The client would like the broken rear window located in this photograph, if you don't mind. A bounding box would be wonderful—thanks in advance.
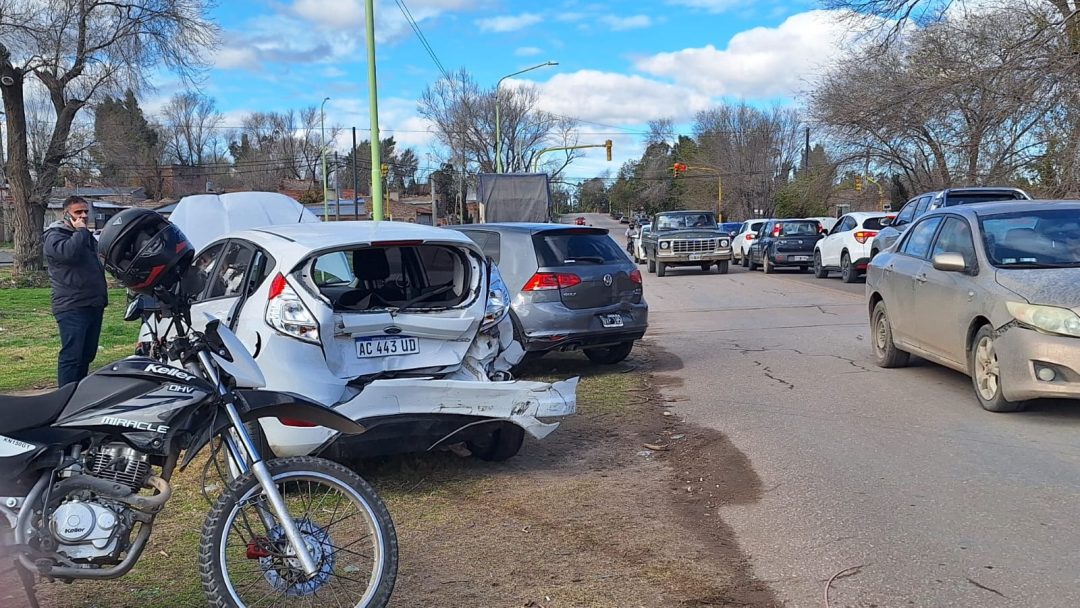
[310,245,474,311]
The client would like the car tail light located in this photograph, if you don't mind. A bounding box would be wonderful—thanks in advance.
[265,273,321,344]
[279,417,318,428]
[629,269,642,284]
[771,224,782,237]
[745,233,755,240]
[854,230,878,244]
[522,272,582,291]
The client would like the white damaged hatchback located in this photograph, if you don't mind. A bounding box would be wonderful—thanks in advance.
[160,195,577,461]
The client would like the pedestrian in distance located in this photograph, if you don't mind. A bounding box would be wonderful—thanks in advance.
[44,196,109,386]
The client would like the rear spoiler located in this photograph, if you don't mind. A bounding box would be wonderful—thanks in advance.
[535,227,609,236]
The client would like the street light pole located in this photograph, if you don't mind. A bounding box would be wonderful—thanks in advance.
[495,61,557,174]
[365,0,385,221]
[320,96,330,220]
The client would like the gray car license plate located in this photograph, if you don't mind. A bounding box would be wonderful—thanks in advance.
[600,314,624,328]
[355,336,420,358]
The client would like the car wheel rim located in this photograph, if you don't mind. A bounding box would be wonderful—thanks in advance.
[875,313,889,353]
[974,336,1000,401]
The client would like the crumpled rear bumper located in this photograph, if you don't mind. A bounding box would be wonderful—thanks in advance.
[261,376,579,457]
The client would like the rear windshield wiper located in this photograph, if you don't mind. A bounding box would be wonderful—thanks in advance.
[391,282,455,311]
[565,256,606,264]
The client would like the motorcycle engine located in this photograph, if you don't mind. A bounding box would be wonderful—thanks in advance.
[47,444,147,563]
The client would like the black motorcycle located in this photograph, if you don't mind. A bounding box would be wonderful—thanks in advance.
[1,302,398,606]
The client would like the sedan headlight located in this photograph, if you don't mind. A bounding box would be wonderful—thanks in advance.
[1006,302,1080,337]
[482,262,511,331]
[659,241,671,250]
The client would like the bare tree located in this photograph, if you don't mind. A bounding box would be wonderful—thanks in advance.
[0,0,218,273]
[811,8,1058,193]
[418,68,581,177]
[690,104,802,220]
[161,91,222,166]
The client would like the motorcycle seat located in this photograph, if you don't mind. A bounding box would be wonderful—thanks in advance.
[0,383,79,435]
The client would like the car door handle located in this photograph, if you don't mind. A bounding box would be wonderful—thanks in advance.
[914,273,927,284]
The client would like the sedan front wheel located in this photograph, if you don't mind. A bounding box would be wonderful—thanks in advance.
[970,325,1026,412]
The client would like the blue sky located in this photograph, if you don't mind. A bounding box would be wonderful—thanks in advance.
[163,0,859,181]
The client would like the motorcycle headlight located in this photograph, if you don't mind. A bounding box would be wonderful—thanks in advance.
[482,262,511,331]
[1006,302,1080,337]
[659,241,671,250]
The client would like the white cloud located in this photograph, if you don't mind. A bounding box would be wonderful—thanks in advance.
[635,10,864,98]
[323,66,347,78]
[530,70,713,125]
[214,47,260,70]
[290,0,364,29]
[601,15,652,31]
[665,0,746,13]
[475,13,542,32]
[515,46,542,57]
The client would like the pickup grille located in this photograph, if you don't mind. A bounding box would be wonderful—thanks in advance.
[672,239,718,254]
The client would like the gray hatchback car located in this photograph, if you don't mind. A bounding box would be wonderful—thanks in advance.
[455,223,648,364]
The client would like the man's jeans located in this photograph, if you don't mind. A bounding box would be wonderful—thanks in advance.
[56,307,105,386]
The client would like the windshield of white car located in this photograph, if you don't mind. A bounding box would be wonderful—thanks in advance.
[981,209,1080,268]
[777,221,819,236]
[656,214,717,230]
[311,245,473,311]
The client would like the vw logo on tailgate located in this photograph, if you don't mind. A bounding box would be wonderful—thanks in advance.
[603,274,613,287]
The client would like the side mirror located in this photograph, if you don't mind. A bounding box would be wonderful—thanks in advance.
[932,252,967,273]
[880,217,893,227]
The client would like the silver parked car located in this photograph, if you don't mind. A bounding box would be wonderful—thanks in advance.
[867,201,1080,412]
[456,223,648,365]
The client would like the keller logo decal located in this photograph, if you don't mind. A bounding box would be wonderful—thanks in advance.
[144,363,195,382]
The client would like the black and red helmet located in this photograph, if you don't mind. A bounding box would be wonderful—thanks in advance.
[97,208,194,295]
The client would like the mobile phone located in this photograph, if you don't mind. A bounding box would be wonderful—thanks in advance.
[64,212,74,223]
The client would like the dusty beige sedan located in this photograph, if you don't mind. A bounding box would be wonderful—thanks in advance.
[866,201,1080,412]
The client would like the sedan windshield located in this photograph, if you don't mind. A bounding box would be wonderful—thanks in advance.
[656,213,717,230]
[981,208,1080,267]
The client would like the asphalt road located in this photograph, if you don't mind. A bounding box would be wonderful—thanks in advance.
[585,213,1080,607]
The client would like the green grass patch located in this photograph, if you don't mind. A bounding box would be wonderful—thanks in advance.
[0,287,138,391]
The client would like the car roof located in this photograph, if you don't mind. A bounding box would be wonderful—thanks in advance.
[657,210,713,215]
[457,222,609,235]
[229,220,477,250]
[842,211,889,219]
[929,200,1080,218]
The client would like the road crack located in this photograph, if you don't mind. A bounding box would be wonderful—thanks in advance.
[965,576,1009,600]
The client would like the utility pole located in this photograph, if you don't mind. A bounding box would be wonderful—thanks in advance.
[365,0,384,221]
[803,126,810,172]
[352,127,359,220]
[333,151,340,221]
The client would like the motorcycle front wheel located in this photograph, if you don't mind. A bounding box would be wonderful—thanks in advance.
[199,456,398,607]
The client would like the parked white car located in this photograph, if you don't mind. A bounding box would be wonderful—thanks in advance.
[151,193,578,462]
[632,224,651,263]
[805,216,839,233]
[813,211,892,283]
[733,219,772,267]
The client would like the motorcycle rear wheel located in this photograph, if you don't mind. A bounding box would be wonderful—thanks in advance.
[200,456,397,607]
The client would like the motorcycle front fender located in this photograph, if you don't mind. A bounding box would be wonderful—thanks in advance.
[179,390,366,469]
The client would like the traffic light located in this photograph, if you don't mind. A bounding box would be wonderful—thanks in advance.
[381,163,389,178]
[605,139,613,162]
[853,175,863,192]
[672,162,688,177]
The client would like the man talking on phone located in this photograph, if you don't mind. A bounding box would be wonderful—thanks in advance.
[44,195,108,386]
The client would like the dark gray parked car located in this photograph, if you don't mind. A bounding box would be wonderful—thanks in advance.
[870,187,1030,258]
[455,224,648,365]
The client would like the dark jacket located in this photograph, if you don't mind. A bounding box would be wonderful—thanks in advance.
[43,221,108,314]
